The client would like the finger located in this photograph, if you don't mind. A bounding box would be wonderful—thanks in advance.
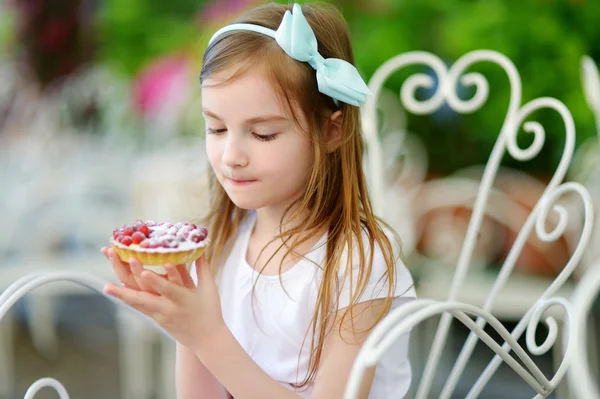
[165,264,195,289]
[104,282,125,298]
[141,270,183,301]
[101,247,110,260]
[175,264,196,288]
[165,264,184,287]
[108,249,140,289]
[129,258,159,294]
[104,282,162,314]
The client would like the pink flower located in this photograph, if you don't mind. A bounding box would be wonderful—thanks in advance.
[132,53,194,117]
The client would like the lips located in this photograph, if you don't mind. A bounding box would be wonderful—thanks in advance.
[226,177,257,185]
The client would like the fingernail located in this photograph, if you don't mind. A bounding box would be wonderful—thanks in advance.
[103,285,114,295]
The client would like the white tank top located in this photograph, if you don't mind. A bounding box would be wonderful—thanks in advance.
[195,211,416,398]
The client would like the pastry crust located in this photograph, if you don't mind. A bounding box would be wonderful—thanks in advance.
[110,240,207,266]
[110,220,208,266]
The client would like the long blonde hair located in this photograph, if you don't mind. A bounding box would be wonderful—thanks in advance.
[200,2,402,388]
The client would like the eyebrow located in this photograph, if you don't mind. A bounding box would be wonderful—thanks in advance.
[202,108,289,124]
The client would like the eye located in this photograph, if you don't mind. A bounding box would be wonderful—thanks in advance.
[252,133,278,142]
[206,128,226,135]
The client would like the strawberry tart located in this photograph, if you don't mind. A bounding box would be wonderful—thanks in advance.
[110,220,208,268]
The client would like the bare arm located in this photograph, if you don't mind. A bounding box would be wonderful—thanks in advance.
[308,299,388,398]
[192,300,385,399]
[176,341,230,399]
[102,248,232,398]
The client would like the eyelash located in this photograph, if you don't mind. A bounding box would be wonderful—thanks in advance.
[206,128,278,142]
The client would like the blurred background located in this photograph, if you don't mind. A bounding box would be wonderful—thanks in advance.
[1,0,600,398]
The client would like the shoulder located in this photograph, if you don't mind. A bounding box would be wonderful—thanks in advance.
[335,222,416,309]
[340,222,405,276]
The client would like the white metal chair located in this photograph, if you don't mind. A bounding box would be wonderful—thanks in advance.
[568,259,600,399]
[347,49,596,398]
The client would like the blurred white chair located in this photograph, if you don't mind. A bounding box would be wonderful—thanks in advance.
[352,49,596,398]
[566,55,600,275]
[0,133,160,399]
[0,143,210,399]
[0,60,178,399]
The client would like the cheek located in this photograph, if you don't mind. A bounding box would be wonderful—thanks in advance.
[205,137,222,171]
[270,139,313,179]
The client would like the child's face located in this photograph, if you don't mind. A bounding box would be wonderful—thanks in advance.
[202,68,314,211]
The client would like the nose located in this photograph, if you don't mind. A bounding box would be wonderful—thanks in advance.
[221,135,249,168]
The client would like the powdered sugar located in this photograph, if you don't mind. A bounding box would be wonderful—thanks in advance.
[111,220,209,252]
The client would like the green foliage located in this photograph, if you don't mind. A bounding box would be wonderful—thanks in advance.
[340,0,600,176]
[96,0,208,74]
[0,7,15,54]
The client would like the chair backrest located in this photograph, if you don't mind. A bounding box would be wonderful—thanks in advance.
[569,259,600,399]
[568,56,600,274]
[347,49,596,398]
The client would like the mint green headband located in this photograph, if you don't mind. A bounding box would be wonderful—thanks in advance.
[208,3,371,107]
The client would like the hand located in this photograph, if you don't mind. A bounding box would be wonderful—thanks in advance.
[103,255,225,350]
[101,246,174,293]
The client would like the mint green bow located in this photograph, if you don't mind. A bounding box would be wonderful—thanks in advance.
[208,4,371,107]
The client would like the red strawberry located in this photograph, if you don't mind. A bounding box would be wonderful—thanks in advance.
[189,231,205,243]
[131,232,145,244]
[137,225,151,237]
[121,236,133,246]
[122,228,134,237]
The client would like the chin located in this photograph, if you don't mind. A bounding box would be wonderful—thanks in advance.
[231,202,259,210]
[226,195,264,210]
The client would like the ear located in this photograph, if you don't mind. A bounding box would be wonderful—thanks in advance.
[324,110,343,152]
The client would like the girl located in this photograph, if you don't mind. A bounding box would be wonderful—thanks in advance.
[102,2,416,398]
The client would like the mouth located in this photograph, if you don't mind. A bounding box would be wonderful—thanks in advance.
[226,177,257,186]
